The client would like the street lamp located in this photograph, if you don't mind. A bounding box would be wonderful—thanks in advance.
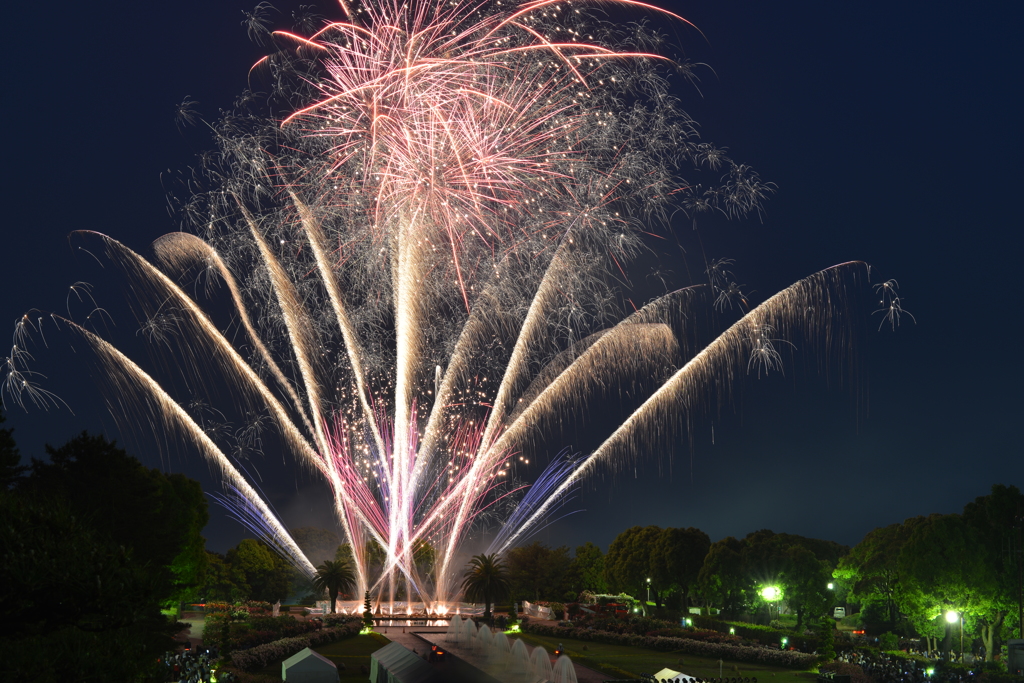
[760,585,782,622]
[647,577,651,605]
[827,583,834,590]
[945,610,962,661]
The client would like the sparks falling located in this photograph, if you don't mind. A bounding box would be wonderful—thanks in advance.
[3,0,899,610]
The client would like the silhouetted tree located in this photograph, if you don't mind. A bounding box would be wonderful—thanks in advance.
[462,553,511,619]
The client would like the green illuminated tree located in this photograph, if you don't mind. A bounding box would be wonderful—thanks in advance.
[571,541,608,594]
[961,484,1023,659]
[227,538,292,603]
[897,514,996,656]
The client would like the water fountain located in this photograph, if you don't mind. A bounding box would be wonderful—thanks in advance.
[510,638,531,676]
[493,631,512,665]
[445,614,463,643]
[552,654,578,683]
[530,646,553,682]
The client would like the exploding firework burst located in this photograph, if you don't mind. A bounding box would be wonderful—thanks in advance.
[2,0,898,610]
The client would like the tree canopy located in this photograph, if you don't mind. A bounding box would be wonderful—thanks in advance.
[0,430,208,680]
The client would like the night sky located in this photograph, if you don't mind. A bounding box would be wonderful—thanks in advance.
[3,0,1021,557]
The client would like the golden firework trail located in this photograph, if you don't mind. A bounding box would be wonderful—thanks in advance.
[3,0,903,609]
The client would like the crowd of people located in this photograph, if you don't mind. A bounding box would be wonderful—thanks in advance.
[836,650,975,683]
[156,642,222,683]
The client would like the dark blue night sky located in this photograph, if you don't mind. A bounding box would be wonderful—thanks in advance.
[3,0,1021,555]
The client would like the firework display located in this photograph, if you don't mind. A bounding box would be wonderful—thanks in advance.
[3,0,897,610]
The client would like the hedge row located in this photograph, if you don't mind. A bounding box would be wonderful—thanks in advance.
[230,619,362,671]
[691,616,823,652]
[522,622,817,668]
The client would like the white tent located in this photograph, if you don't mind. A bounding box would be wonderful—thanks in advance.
[282,647,338,682]
[654,668,698,682]
[370,642,437,683]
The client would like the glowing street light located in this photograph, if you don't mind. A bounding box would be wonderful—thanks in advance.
[760,585,782,623]
[827,582,834,590]
[946,610,963,660]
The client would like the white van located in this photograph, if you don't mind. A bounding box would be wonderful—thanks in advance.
[834,607,846,619]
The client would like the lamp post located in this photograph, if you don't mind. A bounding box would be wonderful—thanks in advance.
[760,585,782,623]
[647,577,651,605]
[945,610,962,661]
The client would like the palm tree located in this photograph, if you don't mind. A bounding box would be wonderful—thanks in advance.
[461,553,511,620]
[311,559,355,614]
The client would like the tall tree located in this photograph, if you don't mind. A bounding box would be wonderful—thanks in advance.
[0,430,204,679]
[781,545,832,631]
[651,527,711,611]
[506,541,571,601]
[462,553,511,619]
[961,484,1024,657]
[20,432,209,597]
[312,559,356,613]
[227,539,292,603]
[571,542,608,594]
[200,551,247,602]
[697,536,751,618]
[834,522,910,624]
[897,514,998,656]
[606,525,663,610]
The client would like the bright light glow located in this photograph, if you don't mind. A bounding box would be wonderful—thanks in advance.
[827,582,834,590]
[945,610,959,623]
[760,585,782,602]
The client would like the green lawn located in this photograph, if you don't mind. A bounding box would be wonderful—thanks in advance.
[250,633,391,680]
[510,632,819,683]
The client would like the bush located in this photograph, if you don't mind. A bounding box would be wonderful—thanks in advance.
[229,618,361,671]
[551,602,566,620]
[818,661,872,683]
[521,622,817,668]
[878,632,898,651]
[690,615,822,652]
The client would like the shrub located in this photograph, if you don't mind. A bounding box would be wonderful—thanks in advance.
[818,661,872,683]
[818,618,836,661]
[521,622,817,668]
[878,632,898,651]
[230,618,361,671]
[551,602,566,620]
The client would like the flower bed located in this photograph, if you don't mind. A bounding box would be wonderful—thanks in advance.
[230,618,362,671]
[522,622,818,668]
[691,615,824,652]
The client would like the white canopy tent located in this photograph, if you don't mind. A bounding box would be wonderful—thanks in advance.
[370,641,437,683]
[654,668,698,682]
[282,647,337,682]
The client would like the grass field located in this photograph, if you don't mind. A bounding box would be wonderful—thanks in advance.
[510,632,819,683]
[250,632,391,680]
